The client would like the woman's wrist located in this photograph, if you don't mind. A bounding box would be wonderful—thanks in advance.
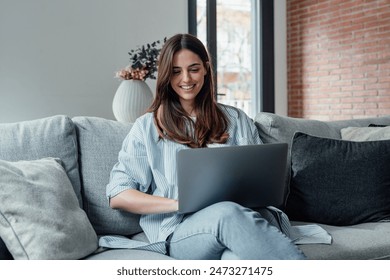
[171,199,179,212]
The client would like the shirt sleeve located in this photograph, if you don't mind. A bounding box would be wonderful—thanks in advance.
[235,110,263,145]
[106,121,153,200]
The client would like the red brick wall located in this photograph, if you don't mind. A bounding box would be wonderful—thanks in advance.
[287,0,390,120]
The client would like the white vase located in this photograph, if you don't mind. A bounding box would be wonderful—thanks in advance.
[112,80,154,122]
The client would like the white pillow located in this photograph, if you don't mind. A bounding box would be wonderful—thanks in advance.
[341,126,390,141]
[0,158,98,259]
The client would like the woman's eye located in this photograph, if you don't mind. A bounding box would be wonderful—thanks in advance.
[190,68,199,72]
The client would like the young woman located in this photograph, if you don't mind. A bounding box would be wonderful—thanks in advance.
[100,33,305,260]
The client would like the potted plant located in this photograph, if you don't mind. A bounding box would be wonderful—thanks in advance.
[113,38,166,122]
[115,38,166,81]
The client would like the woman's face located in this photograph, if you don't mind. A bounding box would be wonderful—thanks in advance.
[170,49,208,114]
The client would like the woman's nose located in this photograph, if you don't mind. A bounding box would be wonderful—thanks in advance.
[182,70,191,82]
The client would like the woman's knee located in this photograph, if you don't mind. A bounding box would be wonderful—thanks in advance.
[207,201,244,214]
[178,201,263,237]
[177,202,248,235]
[169,232,225,260]
[202,201,253,223]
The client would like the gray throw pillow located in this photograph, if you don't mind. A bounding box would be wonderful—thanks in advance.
[341,126,390,141]
[286,132,390,226]
[0,115,82,205]
[0,158,98,259]
[0,115,83,258]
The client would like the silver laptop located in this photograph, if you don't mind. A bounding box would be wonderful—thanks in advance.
[177,143,288,214]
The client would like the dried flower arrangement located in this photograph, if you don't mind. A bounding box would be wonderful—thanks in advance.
[115,37,167,81]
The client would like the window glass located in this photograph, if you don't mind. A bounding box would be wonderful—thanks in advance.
[196,0,253,117]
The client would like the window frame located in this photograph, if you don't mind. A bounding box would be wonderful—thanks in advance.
[188,0,275,113]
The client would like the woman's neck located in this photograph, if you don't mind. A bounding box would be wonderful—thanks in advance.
[181,102,196,117]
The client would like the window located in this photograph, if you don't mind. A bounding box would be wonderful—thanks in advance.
[188,0,275,116]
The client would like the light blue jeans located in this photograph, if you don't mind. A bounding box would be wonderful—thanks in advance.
[168,201,306,260]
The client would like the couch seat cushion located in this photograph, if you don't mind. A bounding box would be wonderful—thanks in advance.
[84,248,173,260]
[293,221,390,260]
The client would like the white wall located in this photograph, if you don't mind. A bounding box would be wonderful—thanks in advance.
[0,0,187,123]
[0,0,288,122]
[274,0,288,116]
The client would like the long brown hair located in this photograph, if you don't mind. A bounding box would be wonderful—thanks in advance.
[148,33,229,148]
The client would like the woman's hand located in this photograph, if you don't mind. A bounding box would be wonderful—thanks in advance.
[109,189,178,214]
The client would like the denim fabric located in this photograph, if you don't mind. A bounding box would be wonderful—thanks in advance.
[168,202,306,260]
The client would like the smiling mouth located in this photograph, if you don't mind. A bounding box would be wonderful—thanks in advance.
[180,84,195,91]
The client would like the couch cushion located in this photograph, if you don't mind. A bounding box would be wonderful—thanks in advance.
[72,116,142,236]
[84,248,173,260]
[293,221,390,260]
[0,115,82,259]
[0,115,82,204]
[0,157,97,259]
[341,126,390,141]
[286,132,390,226]
[254,113,390,207]
[254,112,390,145]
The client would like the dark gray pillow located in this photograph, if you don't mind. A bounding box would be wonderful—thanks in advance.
[286,132,390,226]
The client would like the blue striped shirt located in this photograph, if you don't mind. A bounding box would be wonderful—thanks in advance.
[100,104,264,253]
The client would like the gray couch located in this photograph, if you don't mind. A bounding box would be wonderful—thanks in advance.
[1,112,390,260]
